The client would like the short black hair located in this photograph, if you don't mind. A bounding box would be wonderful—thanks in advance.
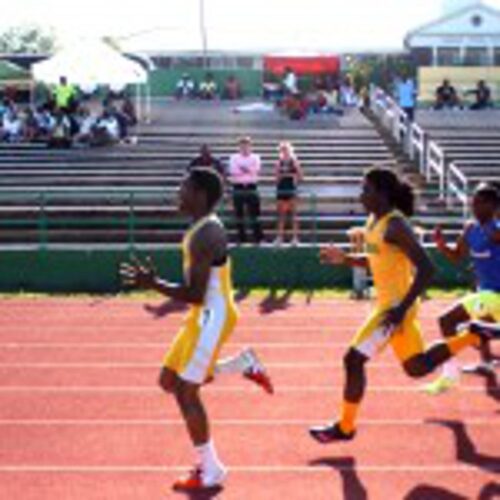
[474,182,500,207]
[188,168,223,210]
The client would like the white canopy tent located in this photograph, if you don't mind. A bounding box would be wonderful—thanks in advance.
[31,39,151,122]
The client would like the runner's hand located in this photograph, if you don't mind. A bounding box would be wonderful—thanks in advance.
[120,255,157,289]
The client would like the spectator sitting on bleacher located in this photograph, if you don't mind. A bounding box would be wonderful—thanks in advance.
[91,108,120,147]
[74,107,96,144]
[47,109,72,149]
[23,107,40,142]
[34,105,56,140]
[175,73,196,100]
[282,92,309,120]
[121,94,138,127]
[199,73,218,100]
[466,80,492,110]
[222,75,242,100]
[1,105,23,143]
[434,79,460,110]
[189,144,225,177]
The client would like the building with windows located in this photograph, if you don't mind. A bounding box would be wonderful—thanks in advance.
[405,1,500,101]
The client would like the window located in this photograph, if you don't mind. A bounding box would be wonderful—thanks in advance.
[437,47,460,66]
[494,48,500,66]
[464,47,489,66]
[411,47,433,67]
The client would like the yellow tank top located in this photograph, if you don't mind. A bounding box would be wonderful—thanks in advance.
[365,210,414,307]
[182,214,235,309]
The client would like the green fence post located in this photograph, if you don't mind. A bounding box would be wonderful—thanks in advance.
[38,192,48,252]
[128,192,135,253]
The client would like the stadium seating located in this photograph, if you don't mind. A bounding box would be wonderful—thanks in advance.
[0,101,473,247]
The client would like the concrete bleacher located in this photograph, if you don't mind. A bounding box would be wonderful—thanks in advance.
[0,100,466,247]
[416,109,500,185]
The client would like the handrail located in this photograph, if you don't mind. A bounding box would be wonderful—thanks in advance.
[447,161,469,218]
[370,85,471,218]
[409,122,426,175]
[426,140,446,199]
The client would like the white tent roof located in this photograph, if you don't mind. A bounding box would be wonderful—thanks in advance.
[32,39,148,87]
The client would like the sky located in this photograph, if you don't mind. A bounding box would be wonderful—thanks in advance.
[2,0,500,52]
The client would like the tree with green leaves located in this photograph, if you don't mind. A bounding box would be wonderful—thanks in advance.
[0,25,56,54]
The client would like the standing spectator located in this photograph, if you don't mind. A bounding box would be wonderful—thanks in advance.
[340,76,357,107]
[282,67,298,95]
[189,144,225,177]
[228,136,264,244]
[53,76,77,112]
[274,142,303,245]
[175,73,196,99]
[467,80,492,110]
[395,74,417,121]
[199,73,218,100]
[434,79,460,110]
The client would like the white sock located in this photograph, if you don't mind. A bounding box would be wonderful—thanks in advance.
[442,359,460,381]
[214,351,249,375]
[196,440,222,472]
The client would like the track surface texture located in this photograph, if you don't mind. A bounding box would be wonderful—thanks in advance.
[0,295,498,500]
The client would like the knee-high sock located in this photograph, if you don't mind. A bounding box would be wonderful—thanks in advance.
[339,400,360,434]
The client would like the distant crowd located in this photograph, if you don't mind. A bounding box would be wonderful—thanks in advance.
[175,73,242,100]
[0,76,138,148]
[394,75,495,121]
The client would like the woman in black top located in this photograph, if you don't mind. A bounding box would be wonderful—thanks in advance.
[275,142,303,245]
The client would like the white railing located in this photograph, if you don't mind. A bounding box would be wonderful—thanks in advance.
[447,161,470,218]
[370,85,470,217]
[409,122,426,175]
[426,141,446,199]
[370,85,410,152]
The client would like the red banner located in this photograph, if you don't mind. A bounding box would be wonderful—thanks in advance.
[264,55,340,75]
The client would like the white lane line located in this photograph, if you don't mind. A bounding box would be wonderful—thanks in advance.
[0,342,345,349]
[0,418,495,427]
[0,362,394,369]
[0,465,496,473]
[0,386,493,393]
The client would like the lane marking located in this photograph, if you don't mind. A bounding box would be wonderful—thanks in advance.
[0,386,494,393]
[0,362,394,369]
[0,418,495,427]
[0,465,497,474]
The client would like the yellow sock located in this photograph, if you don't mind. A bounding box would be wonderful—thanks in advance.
[446,332,479,356]
[339,400,359,434]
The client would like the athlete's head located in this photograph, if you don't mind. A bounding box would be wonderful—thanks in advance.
[471,182,499,223]
[361,167,415,217]
[278,141,295,161]
[179,168,223,215]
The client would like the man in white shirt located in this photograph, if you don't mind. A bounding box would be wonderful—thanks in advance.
[283,67,298,95]
[228,136,265,244]
[396,74,417,121]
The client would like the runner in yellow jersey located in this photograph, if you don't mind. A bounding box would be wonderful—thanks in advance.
[120,168,273,492]
[309,167,496,443]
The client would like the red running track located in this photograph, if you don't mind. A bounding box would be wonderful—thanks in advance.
[0,296,498,500]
